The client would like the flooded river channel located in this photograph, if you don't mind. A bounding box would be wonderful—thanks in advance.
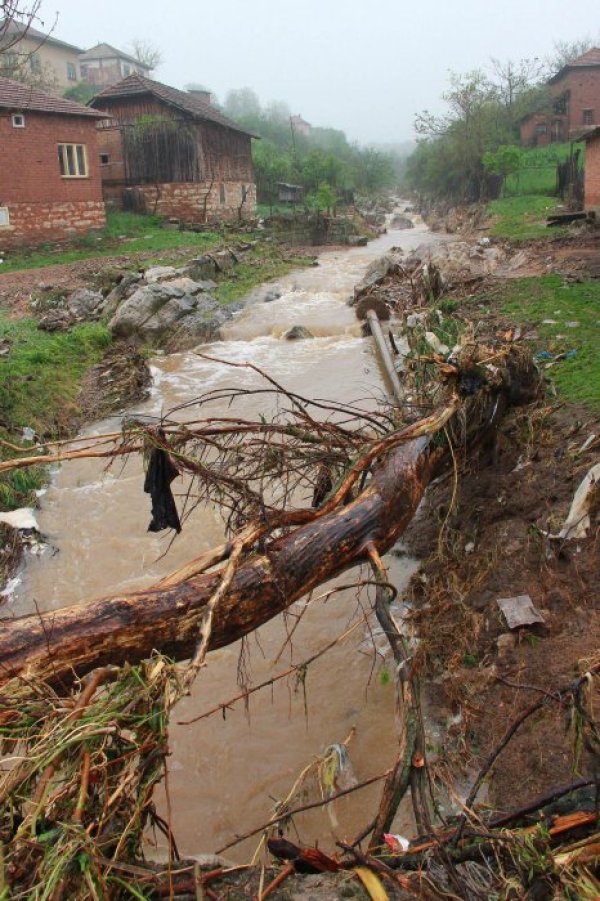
[9,219,444,860]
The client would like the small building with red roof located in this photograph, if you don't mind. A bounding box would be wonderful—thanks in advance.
[520,48,600,147]
[0,76,107,248]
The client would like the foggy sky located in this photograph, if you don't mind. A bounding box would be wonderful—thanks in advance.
[39,0,600,145]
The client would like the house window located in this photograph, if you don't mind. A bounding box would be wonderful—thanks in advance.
[58,143,88,178]
[29,53,41,73]
[0,207,9,228]
[66,61,77,81]
[123,63,131,76]
[99,152,110,165]
[219,183,225,204]
[583,109,594,125]
[80,63,88,78]
[11,114,25,128]
[535,123,547,135]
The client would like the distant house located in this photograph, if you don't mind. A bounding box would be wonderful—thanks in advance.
[0,76,107,247]
[89,74,257,222]
[277,182,304,203]
[521,48,600,147]
[290,114,311,137]
[0,21,83,91]
[582,126,600,213]
[78,44,152,88]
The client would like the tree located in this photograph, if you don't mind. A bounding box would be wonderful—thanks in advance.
[482,144,522,195]
[547,36,597,73]
[224,87,261,121]
[63,81,96,104]
[129,38,162,71]
[0,0,59,90]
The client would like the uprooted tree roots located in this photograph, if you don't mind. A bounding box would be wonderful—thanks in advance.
[1,339,598,897]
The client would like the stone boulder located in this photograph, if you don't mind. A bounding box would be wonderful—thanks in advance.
[109,280,233,350]
[404,240,506,282]
[283,325,314,340]
[390,214,414,229]
[66,288,105,319]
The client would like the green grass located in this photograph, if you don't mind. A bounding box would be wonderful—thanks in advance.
[0,212,224,274]
[480,275,600,408]
[0,316,111,508]
[504,142,579,197]
[487,195,564,240]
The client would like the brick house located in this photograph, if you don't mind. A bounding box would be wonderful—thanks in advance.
[0,21,83,91]
[89,74,257,222]
[0,77,107,248]
[582,127,600,212]
[78,44,152,89]
[520,48,600,147]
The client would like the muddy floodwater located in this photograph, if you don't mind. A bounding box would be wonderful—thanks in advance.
[9,218,445,860]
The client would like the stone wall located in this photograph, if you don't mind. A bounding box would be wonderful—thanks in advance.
[0,201,106,249]
[110,180,256,222]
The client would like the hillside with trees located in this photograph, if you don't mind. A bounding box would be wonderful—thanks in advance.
[221,87,402,208]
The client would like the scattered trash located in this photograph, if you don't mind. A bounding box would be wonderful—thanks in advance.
[542,319,558,325]
[578,433,596,453]
[497,595,546,630]
[383,833,410,852]
[22,426,35,442]
[565,321,580,328]
[464,541,475,554]
[549,462,600,540]
[424,331,450,355]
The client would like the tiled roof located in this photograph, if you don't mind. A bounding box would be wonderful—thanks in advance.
[90,74,258,137]
[0,20,83,53]
[550,48,600,82]
[78,43,150,68]
[0,76,107,117]
[581,125,600,141]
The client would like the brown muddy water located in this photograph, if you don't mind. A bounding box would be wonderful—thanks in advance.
[6,218,446,861]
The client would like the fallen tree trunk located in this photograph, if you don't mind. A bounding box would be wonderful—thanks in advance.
[0,347,536,689]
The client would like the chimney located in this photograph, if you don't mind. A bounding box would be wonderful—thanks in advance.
[188,89,212,105]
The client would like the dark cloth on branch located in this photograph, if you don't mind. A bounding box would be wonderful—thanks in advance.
[144,444,182,533]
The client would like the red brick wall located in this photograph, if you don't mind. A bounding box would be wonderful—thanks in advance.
[0,111,106,246]
[584,135,600,211]
[555,69,600,135]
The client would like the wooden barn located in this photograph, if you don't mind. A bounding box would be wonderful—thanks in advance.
[89,74,257,222]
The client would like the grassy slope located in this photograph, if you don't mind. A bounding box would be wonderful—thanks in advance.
[0,318,112,507]
[478,275,600,409]
[486,143,580,240]
[0,212,224,274]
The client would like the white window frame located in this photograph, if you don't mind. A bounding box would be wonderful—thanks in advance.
[0,207,10,228]
[11,113,25,128]
[66,61,77,81]
[58,143,89,178]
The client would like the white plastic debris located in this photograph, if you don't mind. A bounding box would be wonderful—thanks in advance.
[497,595,546,630]
[0,508,39,530]
[552,463,600,540]
[22,426,35,442]
[425,331,450,355]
